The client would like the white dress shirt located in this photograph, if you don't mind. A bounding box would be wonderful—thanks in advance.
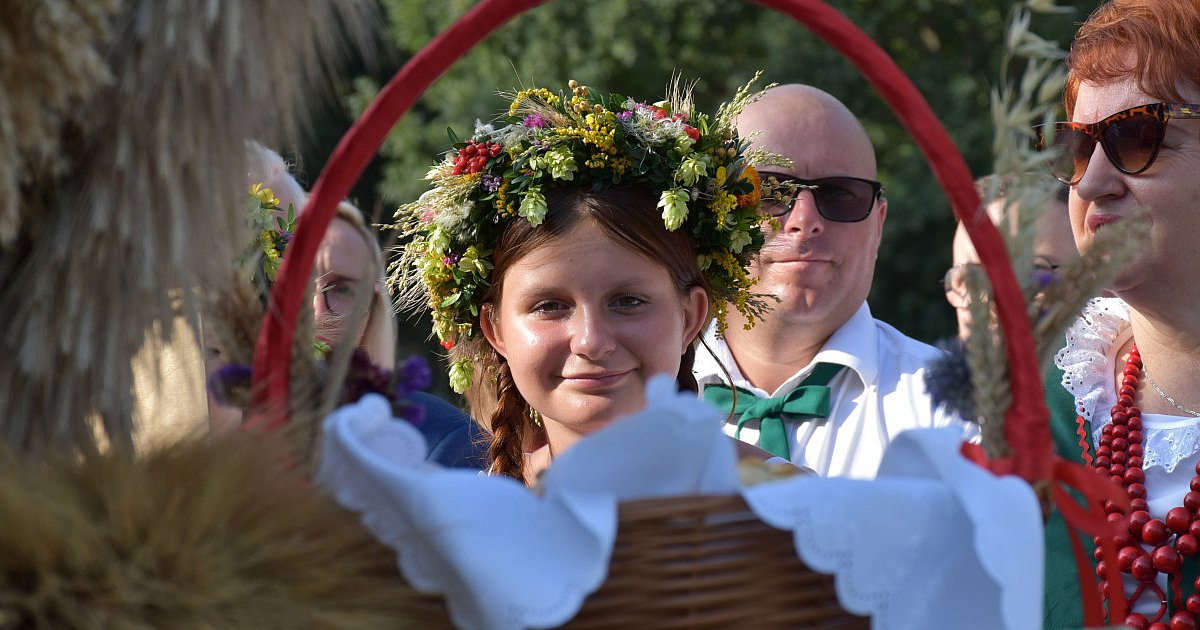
[695,302,971,479]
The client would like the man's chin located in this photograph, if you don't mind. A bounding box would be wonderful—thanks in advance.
[770,298,833,324]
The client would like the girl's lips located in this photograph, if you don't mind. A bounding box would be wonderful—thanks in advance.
[562,370,631,390]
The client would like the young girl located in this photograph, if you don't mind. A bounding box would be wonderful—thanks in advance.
[394,79,772,483]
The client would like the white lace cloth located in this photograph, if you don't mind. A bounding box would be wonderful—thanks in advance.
[1056,296,1200,473]
[317,377,1042,630]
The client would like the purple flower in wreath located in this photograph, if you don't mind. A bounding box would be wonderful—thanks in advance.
[482,174,502,193]
[443,252,462,267]
[523,113,547,128]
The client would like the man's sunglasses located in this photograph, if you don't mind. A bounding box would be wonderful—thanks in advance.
[1034,102,1200,185]
[758,172,883,223]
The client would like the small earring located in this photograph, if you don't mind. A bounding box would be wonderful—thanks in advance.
[528,408,543,428]
[487,362,500,385]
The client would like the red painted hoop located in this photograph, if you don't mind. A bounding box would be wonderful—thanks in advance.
[749,0,1050,484]
[253,0,1051,463]
[252,0,1044,477]
[248,1,1129,620]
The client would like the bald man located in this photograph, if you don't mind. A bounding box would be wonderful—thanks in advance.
[695,84,971,479]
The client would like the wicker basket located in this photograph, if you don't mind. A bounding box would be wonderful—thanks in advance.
[399,494,860,629]
[567,495,867,629]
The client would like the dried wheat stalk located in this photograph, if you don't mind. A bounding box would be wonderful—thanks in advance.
[0,0,376,456]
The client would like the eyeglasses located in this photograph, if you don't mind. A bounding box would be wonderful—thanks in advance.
[941,258,1061,309]
[758,172,883,223]
[1034,102,1200,185]
[315,278,360,315]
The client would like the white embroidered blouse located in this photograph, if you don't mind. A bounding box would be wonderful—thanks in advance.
[1056,296,1200,518]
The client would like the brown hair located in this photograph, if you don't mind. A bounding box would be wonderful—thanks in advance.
[455,185,709,481]
[1064,0,1200,117]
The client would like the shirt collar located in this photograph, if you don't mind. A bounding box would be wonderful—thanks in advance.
[812,301,879,386]
[696,301,879,395]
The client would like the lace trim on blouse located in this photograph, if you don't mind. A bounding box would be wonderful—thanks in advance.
[1055,297,1200,472]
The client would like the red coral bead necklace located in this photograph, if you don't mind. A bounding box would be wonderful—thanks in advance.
[1093,343,1200,630]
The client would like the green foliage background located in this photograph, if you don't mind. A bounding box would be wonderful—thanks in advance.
[296,0,1100,385]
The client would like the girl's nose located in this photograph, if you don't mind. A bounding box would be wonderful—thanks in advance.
[570,307,616,359]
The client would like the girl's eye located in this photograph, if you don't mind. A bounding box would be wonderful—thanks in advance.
[530,300,565,314]
[316,278,357,298]
[612,295,647,309]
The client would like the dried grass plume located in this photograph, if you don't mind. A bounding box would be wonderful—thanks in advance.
[0,435,446,628]
[0,0,376,455]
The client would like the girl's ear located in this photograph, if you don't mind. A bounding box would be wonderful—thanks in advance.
[479,303,507,358]
[680,286,709,353]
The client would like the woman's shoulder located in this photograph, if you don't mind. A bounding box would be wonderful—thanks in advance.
[408,391,488,470]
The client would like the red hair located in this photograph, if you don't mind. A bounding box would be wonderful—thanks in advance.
[1065,0,1200,117]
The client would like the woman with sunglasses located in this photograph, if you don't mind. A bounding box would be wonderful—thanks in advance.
[1040,1,1200,628]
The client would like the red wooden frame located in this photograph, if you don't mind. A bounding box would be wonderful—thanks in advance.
[248,2,1121,620]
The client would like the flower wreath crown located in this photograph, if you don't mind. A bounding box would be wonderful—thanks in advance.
[390,75,778,392]
[245,183,296,285]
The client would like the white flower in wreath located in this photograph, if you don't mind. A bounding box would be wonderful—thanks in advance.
[623,107,681,146]
[490,123,534,147]
[434,200,473,232]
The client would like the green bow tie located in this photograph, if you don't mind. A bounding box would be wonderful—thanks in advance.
[703,363,842,460]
